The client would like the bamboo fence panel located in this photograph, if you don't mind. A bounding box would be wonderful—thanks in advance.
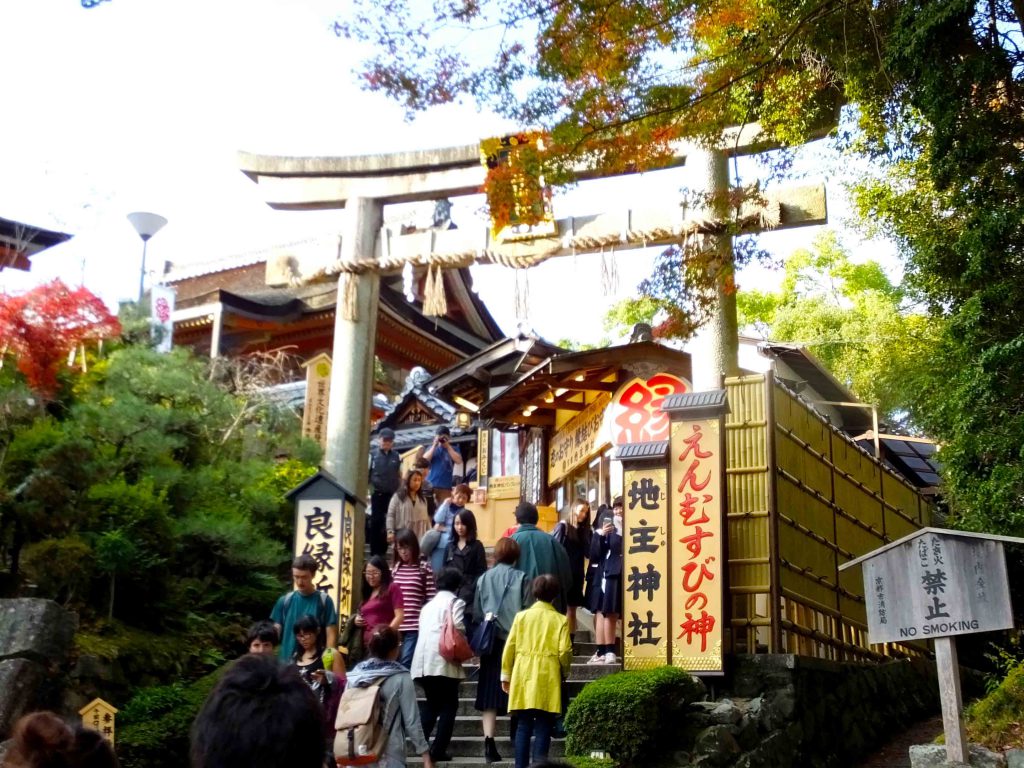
[724,375,934,660]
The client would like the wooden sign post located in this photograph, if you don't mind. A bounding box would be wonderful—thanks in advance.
[79,698,118,746]
[840,528,1023,763]
[285,470,365,622]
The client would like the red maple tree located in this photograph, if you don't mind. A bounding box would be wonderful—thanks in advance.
[0,279,121,397]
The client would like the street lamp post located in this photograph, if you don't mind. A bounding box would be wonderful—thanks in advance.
[126,212,168,302]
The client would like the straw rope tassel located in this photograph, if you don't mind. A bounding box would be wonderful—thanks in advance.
[423,264,448,317]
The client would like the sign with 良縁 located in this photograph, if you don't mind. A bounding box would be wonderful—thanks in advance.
[862,532,1013,645]
[293,497,345,615]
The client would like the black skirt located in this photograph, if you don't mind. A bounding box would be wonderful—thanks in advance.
[586,574,622,616]
[474,636,509,714]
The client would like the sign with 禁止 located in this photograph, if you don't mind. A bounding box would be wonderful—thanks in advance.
[844,528,1015,645]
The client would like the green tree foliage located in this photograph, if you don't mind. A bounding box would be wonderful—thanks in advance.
[735,231,938,424]
[342,0,1024,533]
[0,339,319,679]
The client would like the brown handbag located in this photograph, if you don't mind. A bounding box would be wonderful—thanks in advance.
[438,600,474,663]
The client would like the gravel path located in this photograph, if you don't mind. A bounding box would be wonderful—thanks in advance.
[854,715,944,768]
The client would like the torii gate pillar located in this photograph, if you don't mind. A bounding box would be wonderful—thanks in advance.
[324,197,383,500]
[690,146,740,391]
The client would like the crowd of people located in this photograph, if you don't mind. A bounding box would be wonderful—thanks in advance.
[3,425,623,768]
[249,471,624,768]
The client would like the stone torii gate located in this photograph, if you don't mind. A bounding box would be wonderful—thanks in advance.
[239,125,828,572]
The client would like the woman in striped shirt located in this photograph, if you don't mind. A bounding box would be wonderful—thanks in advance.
[392,527,436,669]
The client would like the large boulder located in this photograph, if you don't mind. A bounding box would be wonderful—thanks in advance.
[0,599,77,739]
[0,599,77,664]
[0,659,46,737]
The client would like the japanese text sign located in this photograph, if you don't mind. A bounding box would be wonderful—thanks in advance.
[623,467,670,669]
[861,532,1013,645]
[487,474,521,500]
[293,497,346,615]
[548,392,611,484]
[302,354,332,450]
[611,373,690,446]
[79,698,117,746]
[669,418,725,674]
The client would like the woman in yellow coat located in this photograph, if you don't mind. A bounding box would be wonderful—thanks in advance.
[500,574,573,768]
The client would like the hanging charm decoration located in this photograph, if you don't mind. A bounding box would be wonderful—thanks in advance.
[422,263,449,318]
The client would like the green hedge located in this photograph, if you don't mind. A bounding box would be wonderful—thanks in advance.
[116,666,226,768]
[966,658,1024,749]
[564,666,704,766]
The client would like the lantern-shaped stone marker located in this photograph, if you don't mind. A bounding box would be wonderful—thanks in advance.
[840,527,1022,764]
[286,469,365,624]
[79,698,118,745]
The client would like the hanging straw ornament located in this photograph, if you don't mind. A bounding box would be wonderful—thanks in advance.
[422,263,449,317]
[514,268,530,322]
[600,247,619,296]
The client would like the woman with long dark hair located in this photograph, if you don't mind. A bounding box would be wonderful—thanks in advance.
[354,554,404,648]
[391,528,436,668]
[428,483,471,573]
[584,499,623,664]
[552,498,593,643]
[443,508,488,632]
[387,469,431,541]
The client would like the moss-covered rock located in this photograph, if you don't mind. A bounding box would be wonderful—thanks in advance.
[966,660,1024,750]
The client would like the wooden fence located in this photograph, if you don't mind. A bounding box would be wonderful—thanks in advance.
[725,373,932,661]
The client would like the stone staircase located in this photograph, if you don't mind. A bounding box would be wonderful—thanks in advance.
[408,634,620,767]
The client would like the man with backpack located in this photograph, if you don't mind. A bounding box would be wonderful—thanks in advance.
[271,553,339,661]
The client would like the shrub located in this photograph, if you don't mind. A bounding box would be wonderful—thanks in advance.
[564,666,705,766]
[117,666,226,768]
[965,658,1024,749]
[565,757,618,768]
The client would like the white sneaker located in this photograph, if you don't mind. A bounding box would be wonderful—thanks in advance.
[586,652,603,664]
[603,652,618,664]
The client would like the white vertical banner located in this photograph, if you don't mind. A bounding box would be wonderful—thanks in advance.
[150,284,175,353]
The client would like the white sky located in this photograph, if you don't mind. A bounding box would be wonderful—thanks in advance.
[0,0,897,346]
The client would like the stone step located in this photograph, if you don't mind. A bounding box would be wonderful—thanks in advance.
[450,716,510,737]
[446,670,615,700]
[408,759,514,768]
[459,653,607,673]
[407,736,564,758]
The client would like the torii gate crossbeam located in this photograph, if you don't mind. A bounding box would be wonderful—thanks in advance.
[239,122,831,607]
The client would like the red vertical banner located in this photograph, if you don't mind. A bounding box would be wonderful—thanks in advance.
[669,418,725,674]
